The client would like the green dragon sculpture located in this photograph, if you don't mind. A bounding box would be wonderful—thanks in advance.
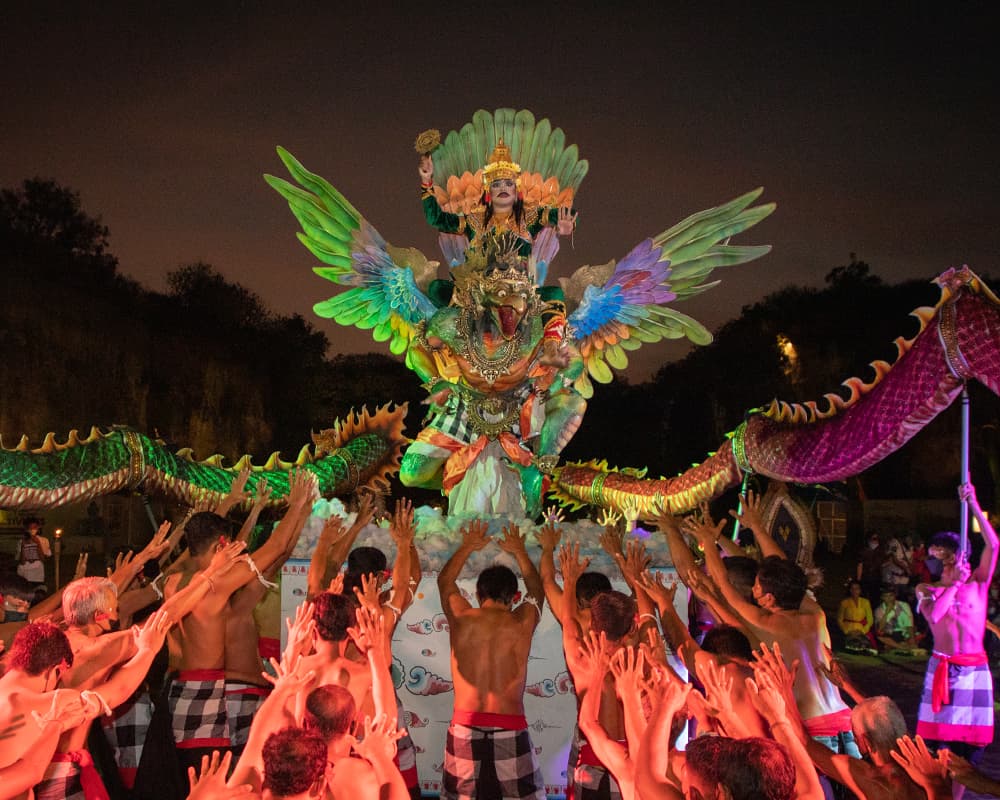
[0,404,407,511]
[551,267,1000,515]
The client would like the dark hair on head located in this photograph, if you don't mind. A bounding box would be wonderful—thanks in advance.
[686,736,795,800]
[7,622,74,675]
[22,517,43,532]
[589,591,637,642]
[304,684,356,740]
[261,726,327,797]
[344,546,388,595]
[929,531,961,554]
[476,565,518,605]
[0,573,37,602]
[701,624,753,662]
[723,556,759,596]
[185,512,231,557]
[576,572,613,605]
[756,556,807,610]
[347,546,387,576]
[482,190,525,229]
[312,591,357,642]
[847,579,862,590]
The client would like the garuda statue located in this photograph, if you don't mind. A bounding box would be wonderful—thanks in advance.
[266,109,774,518]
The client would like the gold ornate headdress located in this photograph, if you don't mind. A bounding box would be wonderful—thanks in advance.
[481,139,521,188]
[450,232,534,308]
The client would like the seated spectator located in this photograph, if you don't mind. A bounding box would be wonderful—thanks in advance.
[837,580,876,655]
[874,586,924,655]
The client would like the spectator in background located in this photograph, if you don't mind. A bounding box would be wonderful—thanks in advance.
[856,531,884,605]
[837,580,876,655]
[873,586,924,655]
[881,537,912,602]
[16,516,51,587]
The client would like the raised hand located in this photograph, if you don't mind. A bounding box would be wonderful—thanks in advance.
[353,492,377,530]
[283,600,316,663]
[616,539,651,585]
[348,604,385,656]
[207,540,246,576]
[135,608,171,652]
[558,543,591,586]
[319,514,349,546]
[262,653,315,694]
[752,642,799,704]
[697,659,736,720]
[138,521,173,563]
[460,520,491,552]
[640,627,670,672]
[576,630,610,683]
[556,205,578,236]
[680,504,726,546]
[328,572,345,594]
[638,570,677,608]
[418,155,434,185]
[219,468,253,511]
[891,735,950,788]
[744,674,788,727]
[498,523,528,555]
[187,750,252,800]
[610,646,647,699]
[650,501,682,536]
[353,572,382,613]
[252,477,274,509]
[354,712,404,763]
[389,498,415,545]
[730,489,764,532]
[286,468,319,509]
[598,516,625,558]
[537,518,562,552]
[73,552,89,581]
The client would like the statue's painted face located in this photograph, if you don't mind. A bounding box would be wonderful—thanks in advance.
[490,178,516,212]
[478,262,532,340]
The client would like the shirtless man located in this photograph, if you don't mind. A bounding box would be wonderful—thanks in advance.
[914,481,997,797]
[161,469,314,772]
[682,508,859,758]
[437,520,546,800]
[1,615,170,800]
[558,543,642,800]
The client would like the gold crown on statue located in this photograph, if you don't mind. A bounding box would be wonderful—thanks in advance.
[482,139,521,187]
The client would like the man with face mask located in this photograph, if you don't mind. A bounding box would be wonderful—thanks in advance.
[914,481,998,797]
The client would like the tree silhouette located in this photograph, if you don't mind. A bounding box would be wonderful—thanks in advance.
[0,178,117,282]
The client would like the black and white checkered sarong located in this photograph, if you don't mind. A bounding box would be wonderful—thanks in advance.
[442,722,545,800]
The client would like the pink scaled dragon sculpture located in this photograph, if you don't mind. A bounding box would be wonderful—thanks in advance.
[552,267,1000,515]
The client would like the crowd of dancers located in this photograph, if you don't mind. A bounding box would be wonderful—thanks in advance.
[1,471,999,800]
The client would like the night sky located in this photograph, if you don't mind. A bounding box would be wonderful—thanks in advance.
[3,4,997,380]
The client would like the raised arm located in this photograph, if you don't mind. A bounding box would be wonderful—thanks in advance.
[386,498,417,623]
[437,520,490,619]
[683,512,775,632]
[307,515,349,600]
[328,493,377,575]
[558,543,591,670]
[234,478,273,544]
[536,508,566,621]
[730,490,785,560]
[634,672,689,800]
[964,481,998,584]
[498,523,544,620]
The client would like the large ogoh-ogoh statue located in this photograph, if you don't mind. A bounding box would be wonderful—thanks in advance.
[266,108,774,518]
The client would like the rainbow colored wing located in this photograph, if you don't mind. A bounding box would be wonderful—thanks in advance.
[565,188,775,397]
[265,147,437,362]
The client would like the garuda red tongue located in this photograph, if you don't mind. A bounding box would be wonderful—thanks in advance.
[497,306,518,338]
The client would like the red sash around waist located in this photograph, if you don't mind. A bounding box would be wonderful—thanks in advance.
[452,710,528,730]
[175,668,225,682]
[931,651,988,712]
[803,708,853,737]
[52,750,109,800]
